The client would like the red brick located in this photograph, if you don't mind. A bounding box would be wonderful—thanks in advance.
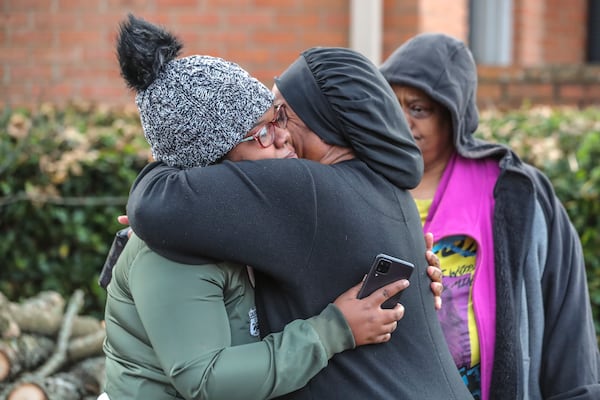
[10,65,54,81]
[559,84,586,99]
[80,82,129,99]
[56,0,100,11]
[80,47,118,65]
[509,83,554,97]
[155,0,199,8]
[226,12,274,26]
[254,30,298,47]
[255,0,291,7]
[477,83,503,101]
[301,31,347,48]
[9,28,55,48]
[57,30,104,48]
[175,13,220,27]
[5,0,52,11]
[2,47,30,63]
[32,11,77,31]
[105,0,149,8]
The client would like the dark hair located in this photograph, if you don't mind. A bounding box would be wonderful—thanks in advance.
[116,13,183,92]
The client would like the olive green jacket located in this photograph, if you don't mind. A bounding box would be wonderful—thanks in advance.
[103,234,354,399]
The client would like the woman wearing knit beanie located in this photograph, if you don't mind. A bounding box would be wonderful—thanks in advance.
[100,15,414,400]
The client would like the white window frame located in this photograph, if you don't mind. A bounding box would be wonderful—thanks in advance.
[469,0,514,65]
[349,0,383,66]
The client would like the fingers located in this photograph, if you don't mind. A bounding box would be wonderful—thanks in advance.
[336,280,409,346]
[117,215,133,238]
[430,281,443,297]
[368,279,409,308]
[424,231,434,251]
[336,283,407,346]
[433,291,442,310]
[431,282,443,310]
[377,322,398,343]
[376,311,403,343]
[390,302,405,322]
[377,333,393,343]
[427,265,444,311]
[427,265,442,283]
[426,250,440,268]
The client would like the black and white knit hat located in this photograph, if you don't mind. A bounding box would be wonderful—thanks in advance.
[117,14,273,168]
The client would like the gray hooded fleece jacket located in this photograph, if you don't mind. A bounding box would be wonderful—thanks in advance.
[380,33,600,400]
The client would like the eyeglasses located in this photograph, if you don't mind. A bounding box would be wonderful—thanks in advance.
[239,104,288,148]
[239,124,275,148]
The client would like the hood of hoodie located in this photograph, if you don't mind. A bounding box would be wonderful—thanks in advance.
[275,46,424,189]
[380,33,510,160]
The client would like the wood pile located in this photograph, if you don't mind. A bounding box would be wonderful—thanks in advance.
[0,290,105,400]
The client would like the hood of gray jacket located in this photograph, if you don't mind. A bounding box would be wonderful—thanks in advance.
[380,33,510,160]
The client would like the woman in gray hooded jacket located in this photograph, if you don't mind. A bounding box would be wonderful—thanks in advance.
[380,32,600,400]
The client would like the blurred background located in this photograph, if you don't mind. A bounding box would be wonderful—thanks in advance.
[0,0,599,343]
[2,0,599,109]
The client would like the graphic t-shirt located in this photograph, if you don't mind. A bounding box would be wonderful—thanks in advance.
[415,198,482,399]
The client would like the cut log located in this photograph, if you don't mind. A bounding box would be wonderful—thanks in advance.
[2,290,101,338]
[5,381,47,400]
[33,290,83,378]
[6,374,82,400]
[70,316,103,339]
[8,291,65,336]
[0,290,107,399]
[68,356,105,395]
[0,334,55,382]
[5,357,105,400]
[0,293,20,339]
[67,328,105,362]
[0,310,20,339]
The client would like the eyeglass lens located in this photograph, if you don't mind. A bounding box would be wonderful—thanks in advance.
[256,125,274,147]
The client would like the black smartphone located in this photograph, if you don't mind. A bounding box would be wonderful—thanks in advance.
[98,228,130,289]
[356,254,415,309]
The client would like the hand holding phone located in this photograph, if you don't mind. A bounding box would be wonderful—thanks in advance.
[357,254,414,309]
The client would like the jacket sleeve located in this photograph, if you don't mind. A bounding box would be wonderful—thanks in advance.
[126,160,317,271]
[130,247,354,400]
[531,168,600,399]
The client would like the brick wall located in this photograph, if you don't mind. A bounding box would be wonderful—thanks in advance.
[478,65,600,109]
[514,0,588,65]
[2,0,598,110]
[2,0,350,109]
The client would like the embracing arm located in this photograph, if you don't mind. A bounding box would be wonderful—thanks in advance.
[127,160,317,268]
[113,215,442,309]
[113,214,442,309]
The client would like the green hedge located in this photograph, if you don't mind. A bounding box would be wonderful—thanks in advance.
[477,105,600,336]
[0,103,150,317]
[1,104,599,338]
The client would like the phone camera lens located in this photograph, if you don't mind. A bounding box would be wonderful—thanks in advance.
[376,259,391,274]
